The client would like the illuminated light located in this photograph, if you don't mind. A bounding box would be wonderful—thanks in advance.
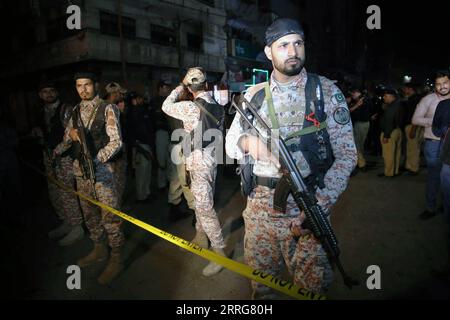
[245,68,269,87]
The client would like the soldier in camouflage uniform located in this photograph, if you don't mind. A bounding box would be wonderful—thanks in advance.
[226,19,357,299]
[54,72,124,285]
[33,81,84,246]
[162,67,226,277]
[104,82,128,207]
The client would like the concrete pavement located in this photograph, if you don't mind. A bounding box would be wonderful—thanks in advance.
[2,159,449,300]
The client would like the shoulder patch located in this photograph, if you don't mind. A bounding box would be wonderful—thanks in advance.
[331,92,346,105]
[333,107,351,125]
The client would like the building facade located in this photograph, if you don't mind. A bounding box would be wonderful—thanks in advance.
[2,0,228,132]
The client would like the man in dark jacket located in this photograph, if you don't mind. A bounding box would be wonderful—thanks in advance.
[432,98,450,279]
[401,83,423,175]
[379,88,403,177]
[128,92,155,203]
[349,87,371,171]
[150,80,171,193]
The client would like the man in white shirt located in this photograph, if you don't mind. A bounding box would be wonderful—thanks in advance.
[412,70,450,219]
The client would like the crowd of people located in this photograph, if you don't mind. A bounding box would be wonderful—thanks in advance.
[342,70,450,224]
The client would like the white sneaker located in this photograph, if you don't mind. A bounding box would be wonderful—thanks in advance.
[202,261,224,277]
[58,225,85,246]
[202,248,225,277]
[48,221,71,239]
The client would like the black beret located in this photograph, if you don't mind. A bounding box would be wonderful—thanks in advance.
[383,87,398,96]
[74,72,97,82]
[403,82,417,89]
[38,80,56,91]
[265,18,305,46]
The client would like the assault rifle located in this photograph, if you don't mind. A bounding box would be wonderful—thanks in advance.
[75,106,98,200]
[231,95,358,289]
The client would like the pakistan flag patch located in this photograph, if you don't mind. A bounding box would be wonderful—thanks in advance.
[331,93,346,105]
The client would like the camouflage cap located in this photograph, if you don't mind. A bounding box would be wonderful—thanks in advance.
[105,82,127,94]
[183,67,206,86]
[38,80,56,91]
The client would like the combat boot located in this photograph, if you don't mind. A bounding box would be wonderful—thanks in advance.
[48,221,71,239]
[202,248,225,277]
[97,247,124,285]
[58,225,84,246]
[191,231,208,248]
[77,241,108,268]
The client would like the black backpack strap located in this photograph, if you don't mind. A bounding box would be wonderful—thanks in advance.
[305,73,325,118]
[194,99,220,126]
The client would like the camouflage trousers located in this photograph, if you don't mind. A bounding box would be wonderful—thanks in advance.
[44,153,82,226]
[75,161,124,248]
[189,164,225,249]
[243,186,333,298]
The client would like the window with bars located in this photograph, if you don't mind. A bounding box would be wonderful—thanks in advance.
[150,24,177,47]
[185,21,203,52]
[100,11,136,39]
[187,33,203,51]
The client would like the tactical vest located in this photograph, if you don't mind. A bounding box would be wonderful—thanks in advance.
[190,98,225,151]
[40,101,72,156]
[239,73,334,196]
[72,101,119,162]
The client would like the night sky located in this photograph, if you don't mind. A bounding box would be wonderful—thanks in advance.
[1,1,448,85]
[371,1,449,72]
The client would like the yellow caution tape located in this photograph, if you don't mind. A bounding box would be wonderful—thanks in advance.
[24,160,326,300]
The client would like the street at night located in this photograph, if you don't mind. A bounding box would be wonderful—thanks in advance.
[1,157,448,299]
[1,0,449,305]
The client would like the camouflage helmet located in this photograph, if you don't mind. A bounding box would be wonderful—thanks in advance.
[105,82,127,94]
